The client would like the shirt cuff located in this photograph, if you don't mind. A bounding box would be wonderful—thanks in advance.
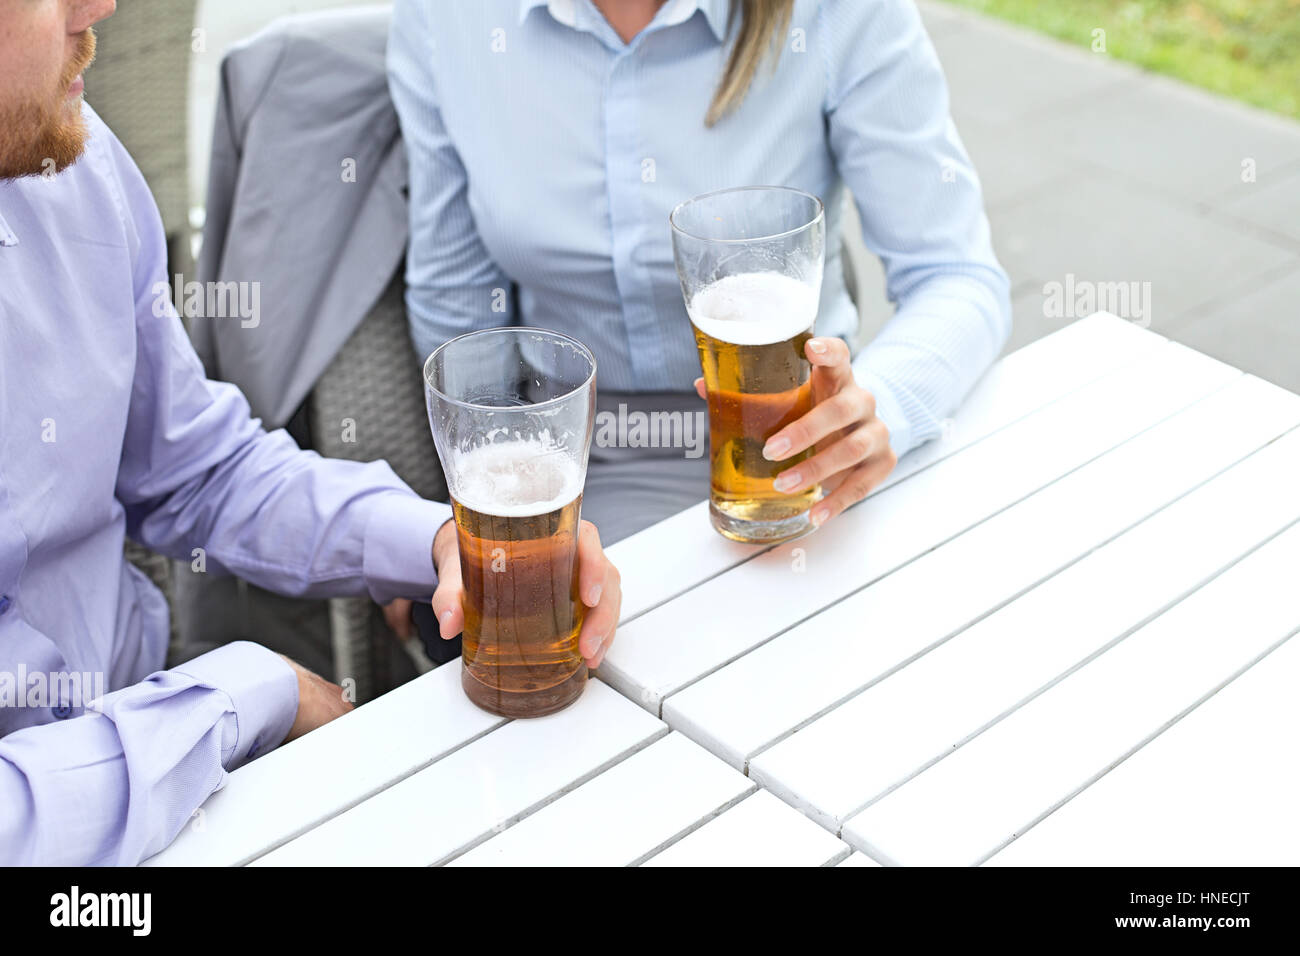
[171,641,299,769]
[362,492,450,605]
[851,358,919,460]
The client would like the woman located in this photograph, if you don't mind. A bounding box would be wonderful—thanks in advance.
[387,0,1009,546]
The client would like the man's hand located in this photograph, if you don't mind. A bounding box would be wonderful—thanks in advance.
[279,655,353,742]
[694,336,897,528]
[416,516,621,670]
[382,598,415,640]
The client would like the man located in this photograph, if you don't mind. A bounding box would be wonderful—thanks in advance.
[0,0,622,866]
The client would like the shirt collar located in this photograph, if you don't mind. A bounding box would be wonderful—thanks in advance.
[519,0,729,42]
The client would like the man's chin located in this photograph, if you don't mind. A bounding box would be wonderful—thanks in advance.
[0,99,89,180]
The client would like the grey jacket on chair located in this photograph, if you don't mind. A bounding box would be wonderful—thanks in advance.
[191,5,407,430]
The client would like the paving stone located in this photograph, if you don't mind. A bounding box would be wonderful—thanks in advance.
[1028,71,1300,205]
[1214,163,1300,248]
[989,167,1295,330]
[1166,267,1300,394]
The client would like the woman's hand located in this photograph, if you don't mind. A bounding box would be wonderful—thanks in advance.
[694,336,896,528]
[386,518,622,670]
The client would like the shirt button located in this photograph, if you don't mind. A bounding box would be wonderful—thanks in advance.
[0,595,11,616]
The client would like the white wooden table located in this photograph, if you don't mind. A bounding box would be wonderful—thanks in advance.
[146,314,1300,866]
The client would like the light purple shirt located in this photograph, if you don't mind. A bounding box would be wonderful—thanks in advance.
[0,106,449,865]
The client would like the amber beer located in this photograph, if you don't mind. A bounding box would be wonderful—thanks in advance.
[688,270,821,541]
[451,441,586,718]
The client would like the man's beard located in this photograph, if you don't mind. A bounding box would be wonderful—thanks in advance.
[0,29,98,180]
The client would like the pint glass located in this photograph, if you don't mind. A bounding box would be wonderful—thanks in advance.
[424,328,597,718]
[670,186,826,544]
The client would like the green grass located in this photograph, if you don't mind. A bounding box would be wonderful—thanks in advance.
[939,0,1300,120]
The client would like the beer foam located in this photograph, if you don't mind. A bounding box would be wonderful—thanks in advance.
[687,271,817,346]
[452,439,583,517]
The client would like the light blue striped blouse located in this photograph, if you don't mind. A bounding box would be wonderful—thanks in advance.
[388,0,1011,458]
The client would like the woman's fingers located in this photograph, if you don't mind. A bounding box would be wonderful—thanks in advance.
[808,448,898,527]
[773,420,886,494]
[693,376,706,400]
[807,336,856,398]
[763,385,874,461]
[382,598,414,640]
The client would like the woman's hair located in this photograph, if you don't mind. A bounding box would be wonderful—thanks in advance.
[705,0,795,127]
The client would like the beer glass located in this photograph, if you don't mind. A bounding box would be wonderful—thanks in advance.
[424,328,596,718]
[670,186,826,544]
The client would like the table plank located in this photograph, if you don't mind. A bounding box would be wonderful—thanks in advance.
[842,521,1300,866]
[607,313,1163,622]
[252,679,665,866]
[144,658,503,866]
[640,790,851,867]
[753,417,1300,829]
[672,375,1300,768]
[983,634,1300,866]
[601,341,1238,712]
[448,732,754,866]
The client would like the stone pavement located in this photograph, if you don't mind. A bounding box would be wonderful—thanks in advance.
[917,0,1300,390]
[189,0,1300,391]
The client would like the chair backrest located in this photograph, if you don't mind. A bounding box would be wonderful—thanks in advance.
[123,538,178,645]
[307,270,448,502]
[85,0,197,239]
[307,270,445,698]
[839,191,891,349]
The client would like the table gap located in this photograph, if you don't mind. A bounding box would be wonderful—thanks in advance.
[626,786,760,867]
[239,709,508,865]
[430,724,672,867]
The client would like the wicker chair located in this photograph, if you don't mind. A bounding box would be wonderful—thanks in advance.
[307,271,448,698]
[86,0,197,281]
[840,191,889,348]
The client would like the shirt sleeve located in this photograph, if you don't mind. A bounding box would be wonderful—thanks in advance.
[94,109,448,607]
[822,0,1012,459]
[388,0,518,363]
[0,641,296,865]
